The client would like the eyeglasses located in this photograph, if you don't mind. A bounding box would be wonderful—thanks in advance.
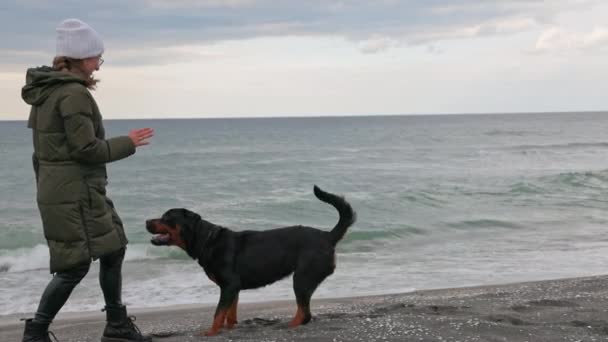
[98,57,104,66]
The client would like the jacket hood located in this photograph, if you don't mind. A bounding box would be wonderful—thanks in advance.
[22,66,86,105]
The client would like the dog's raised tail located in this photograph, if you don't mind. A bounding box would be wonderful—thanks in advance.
[313,185,356,245]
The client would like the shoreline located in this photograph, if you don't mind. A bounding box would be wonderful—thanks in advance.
[4,275,608,341]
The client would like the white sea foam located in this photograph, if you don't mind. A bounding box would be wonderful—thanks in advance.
[0,243,179,274]
[0,244,49,273]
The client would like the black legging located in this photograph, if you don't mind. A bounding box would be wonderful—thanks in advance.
[33,247,125,324]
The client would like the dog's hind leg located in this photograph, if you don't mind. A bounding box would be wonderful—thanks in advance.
[290,277,313,328]
[225,292,239,329]
[289,265,333,328]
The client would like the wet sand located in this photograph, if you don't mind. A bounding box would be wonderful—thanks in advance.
[3,275,608,341]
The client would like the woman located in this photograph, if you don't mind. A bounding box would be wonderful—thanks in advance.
[21,19,154,342]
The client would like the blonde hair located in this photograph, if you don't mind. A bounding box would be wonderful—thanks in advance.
[52,56,99,89]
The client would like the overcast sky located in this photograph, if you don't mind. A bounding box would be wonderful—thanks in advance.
[1,0,607,120]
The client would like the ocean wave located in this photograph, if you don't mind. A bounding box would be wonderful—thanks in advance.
[508,182,545,195]
[337,226,426,254]
[344,228,418,243]
[461,171,608,199]
[402,191,446,208]
[447,219,523,230]
[484,129,539,137]
[0,244,49,273]
[0,244,192,273]
[0,233,409,274]
[508,142,608,151]
[540,170,608,190]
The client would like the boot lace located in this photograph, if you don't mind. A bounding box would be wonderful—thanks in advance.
[125,315,145,337]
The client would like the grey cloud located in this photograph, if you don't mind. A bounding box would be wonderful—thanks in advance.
[529,27,608,54]
[0,0,603,65]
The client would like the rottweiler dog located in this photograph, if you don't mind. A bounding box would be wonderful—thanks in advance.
[146,185,356,336]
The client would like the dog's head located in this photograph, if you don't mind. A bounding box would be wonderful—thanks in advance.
[147,208,222,259]
[146,208,200,251]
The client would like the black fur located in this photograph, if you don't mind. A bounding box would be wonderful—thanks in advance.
[146,185,356,328]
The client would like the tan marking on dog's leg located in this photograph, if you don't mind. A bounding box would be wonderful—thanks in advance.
[289,305,306,328]
[203,310,227,336]
[226,296,239,329]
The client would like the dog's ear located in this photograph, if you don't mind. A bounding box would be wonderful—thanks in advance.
[162,208,184,223]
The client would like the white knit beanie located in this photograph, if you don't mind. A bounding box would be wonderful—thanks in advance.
[56,19,104,59]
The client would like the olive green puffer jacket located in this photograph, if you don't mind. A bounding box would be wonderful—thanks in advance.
[22,66,135,273]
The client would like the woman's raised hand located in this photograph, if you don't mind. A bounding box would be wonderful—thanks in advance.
[128,128,155,147]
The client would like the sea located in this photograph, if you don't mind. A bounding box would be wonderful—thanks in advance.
[2,112,608,316]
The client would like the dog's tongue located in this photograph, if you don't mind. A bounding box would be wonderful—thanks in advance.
[151,234,170,245]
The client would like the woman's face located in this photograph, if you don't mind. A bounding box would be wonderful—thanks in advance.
[81,55,103,76]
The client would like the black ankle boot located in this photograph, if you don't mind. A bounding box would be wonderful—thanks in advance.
[101,305,152,342]
[22,318,57,342]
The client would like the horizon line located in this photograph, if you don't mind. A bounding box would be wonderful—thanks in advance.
[0,110,606,122]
